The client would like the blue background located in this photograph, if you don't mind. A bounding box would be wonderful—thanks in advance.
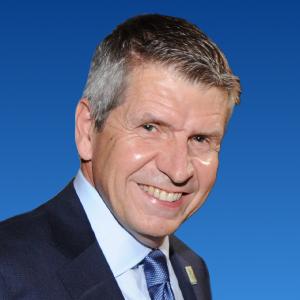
[1,1,299,299]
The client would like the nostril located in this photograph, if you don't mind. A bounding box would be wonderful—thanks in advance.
[169,176,192,187]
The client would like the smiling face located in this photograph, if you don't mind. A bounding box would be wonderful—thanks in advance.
[76,64,230,248]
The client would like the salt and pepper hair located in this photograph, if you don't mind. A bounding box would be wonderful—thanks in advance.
[82,14,241,129]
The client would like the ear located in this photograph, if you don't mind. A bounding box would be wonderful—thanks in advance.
[75,98,94,161]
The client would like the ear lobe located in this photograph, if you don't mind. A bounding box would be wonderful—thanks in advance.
[75,98,94,161]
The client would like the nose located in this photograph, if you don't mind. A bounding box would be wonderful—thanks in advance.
[156,138,193,185]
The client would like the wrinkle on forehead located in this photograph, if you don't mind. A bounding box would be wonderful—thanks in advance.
[103,63,230,149]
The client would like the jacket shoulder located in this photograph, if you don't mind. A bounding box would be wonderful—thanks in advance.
[0,198,53,250]
[0,181,72,244]
[0,181,88,299]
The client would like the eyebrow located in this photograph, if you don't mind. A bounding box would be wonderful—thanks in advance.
[139,112,169,124]
[197,128,224,136]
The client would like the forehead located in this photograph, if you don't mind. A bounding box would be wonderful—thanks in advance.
[120,64,230,122]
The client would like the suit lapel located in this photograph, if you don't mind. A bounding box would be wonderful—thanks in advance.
[170,247,198,300]
[47,182,124,299]
[57,241,124,299]
[170,236,212,300]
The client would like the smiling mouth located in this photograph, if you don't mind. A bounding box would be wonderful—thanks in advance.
[139,184,183,202]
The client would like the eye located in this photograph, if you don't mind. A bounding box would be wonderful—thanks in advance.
[192,135,207,143]
[142,124,156,132]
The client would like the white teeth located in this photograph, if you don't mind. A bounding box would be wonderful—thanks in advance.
[167,193,174,201]
[154,188,160,198]
[160,191,167,201]
[140,185,182,202]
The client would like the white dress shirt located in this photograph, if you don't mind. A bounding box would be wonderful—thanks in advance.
[73,170,184,300]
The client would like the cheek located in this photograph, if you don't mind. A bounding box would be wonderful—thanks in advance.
[92,139,159,203]
[193,152,219,188]
[186,153,219,217]
[114,138,159,173]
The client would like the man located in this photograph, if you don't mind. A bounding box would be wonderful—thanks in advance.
[0,14,240,299]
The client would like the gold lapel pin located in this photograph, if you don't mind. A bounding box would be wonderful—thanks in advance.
[185,266,197,285]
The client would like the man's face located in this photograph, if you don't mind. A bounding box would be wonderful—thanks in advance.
[88,64,229,247]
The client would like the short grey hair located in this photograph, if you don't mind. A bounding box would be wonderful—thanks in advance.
[82,14,241,129]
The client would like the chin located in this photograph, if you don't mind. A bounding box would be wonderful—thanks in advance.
[133,230,169,248]
[132,218,181,245]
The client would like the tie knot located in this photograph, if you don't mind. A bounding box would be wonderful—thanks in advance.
[143,249,170,287]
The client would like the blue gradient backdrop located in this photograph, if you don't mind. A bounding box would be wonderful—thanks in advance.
[1,1,299,299]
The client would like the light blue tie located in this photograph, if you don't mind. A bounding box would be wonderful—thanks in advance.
[143,249,175,300]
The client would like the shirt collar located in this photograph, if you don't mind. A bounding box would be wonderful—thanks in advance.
[73,170,169,277]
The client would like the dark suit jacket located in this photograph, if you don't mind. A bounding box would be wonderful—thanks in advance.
[0,182,212,299]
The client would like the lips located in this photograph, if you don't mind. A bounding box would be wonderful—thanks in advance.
[139,184,182,202]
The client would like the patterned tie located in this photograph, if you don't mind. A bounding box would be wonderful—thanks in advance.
[143,249,175,300]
